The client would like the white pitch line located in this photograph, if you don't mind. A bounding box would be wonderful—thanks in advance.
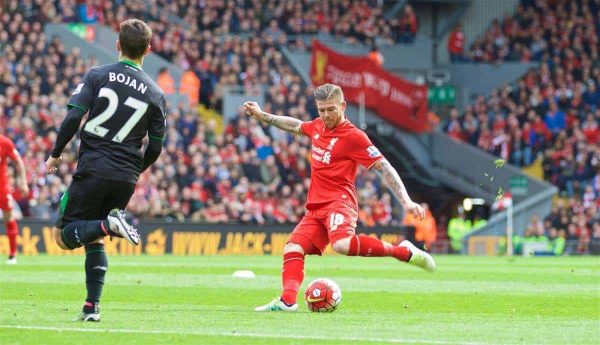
[0,325,495,345]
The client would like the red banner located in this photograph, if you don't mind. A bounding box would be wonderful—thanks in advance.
[310,40,430,133]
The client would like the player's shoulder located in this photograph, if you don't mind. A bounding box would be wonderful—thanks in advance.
[143,79,165,108]
[310,117,324,127]
[143,73,165,99]
[341,120,367,138]
[0,135,14,153]
[82,63,117,83]
[127,65,165,100]
[0,134,12,146]
[303,117,323,133]
[88,63,114,76]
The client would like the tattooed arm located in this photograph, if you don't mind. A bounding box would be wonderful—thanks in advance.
[371,158,425,220]
[243,101,303,135]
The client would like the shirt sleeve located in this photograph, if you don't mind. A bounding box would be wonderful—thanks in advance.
[3,138,18,160]
[67,70,95,112]
[148,94,167,141]
[300,119,316,137]
[349,130,384,169]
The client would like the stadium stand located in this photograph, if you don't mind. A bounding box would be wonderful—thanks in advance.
[466,0,599,64]
[444,0,599,253]
[1,0,597,252]
[0,1,400,227]
[114,0,418,45]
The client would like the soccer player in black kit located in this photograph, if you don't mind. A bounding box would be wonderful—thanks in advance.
[45,19,166,321]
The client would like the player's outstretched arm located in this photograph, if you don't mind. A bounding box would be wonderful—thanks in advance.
[371,158,425,220]
[243,101,303,135]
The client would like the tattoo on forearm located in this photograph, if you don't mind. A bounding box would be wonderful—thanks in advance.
[261,112,303,135]
[373,159,410,204]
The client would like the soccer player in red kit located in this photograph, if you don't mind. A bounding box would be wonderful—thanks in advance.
[0,135,29,264]
[245,84,435,312]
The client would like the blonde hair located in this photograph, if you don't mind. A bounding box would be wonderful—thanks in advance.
[313,83,344,102]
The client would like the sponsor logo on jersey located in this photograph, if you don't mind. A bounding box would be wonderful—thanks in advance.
[311,145,332,165]
[311,137,340,165]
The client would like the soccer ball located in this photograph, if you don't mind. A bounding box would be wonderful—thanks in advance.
[304,278,342,312]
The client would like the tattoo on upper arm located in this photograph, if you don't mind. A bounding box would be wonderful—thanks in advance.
[262,113,303,135]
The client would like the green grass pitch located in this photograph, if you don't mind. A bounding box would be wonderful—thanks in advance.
[1,255,599,344]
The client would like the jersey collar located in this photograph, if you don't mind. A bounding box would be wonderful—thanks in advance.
[322,118,350,133]
[119,58,142,70]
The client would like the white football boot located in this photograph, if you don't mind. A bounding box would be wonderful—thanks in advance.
[106,209,140,245]
[400,240,436,272]
[255,297,298,312]
[76,311,100,322]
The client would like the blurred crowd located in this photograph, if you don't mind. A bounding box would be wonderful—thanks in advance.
[0,5,401,226]
[450,0,600,64]
[44,0,419,47]
[444,0,599,198]
[3,0,598,253]
[58,0,418,110]
[444,0,599,253]
[516,197,600,255]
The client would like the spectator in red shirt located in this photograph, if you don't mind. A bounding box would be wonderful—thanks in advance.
[448,24,465,63]
[398,4,418,44]
[581,113,599,144]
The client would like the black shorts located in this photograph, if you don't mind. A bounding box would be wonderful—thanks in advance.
[55,174,135,229]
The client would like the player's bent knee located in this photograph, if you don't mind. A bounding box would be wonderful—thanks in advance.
[89,238,104,245]
[2,209,13,223]
[331,237,351,255]
[53,227,71,250]
[284,243,305,255]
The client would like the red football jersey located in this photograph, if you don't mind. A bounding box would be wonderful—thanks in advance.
[0,135,18,192]
[300,118,383,210]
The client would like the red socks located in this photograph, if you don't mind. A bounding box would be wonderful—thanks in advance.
[6,220,18,257]
[347,235,411,262]
[388,243,412,262]
[281,252,305,305]
[348,234,385,256]
[280,237,411,305]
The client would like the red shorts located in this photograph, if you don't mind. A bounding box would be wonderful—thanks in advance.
[0,192,14,212]
[288,201,358,255]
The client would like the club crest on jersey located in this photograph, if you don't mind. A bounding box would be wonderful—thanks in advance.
[367,146,381,157]
[327,138,339,150]
[313,134,320,139]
